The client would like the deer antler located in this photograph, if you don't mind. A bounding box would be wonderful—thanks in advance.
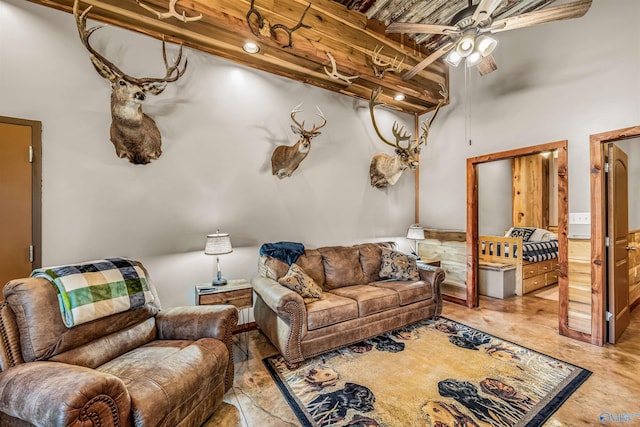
[291,104,327,135]
[371,45,405,79]
[75,0,187,93]
[369,87,411,149]
[246,0,311,48]
[74,1,127,79]
[136,0,202,23]
[416,82,448,148]
[324,52,359,85]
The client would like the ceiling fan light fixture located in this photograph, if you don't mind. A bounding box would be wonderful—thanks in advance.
[456,33,475,57]
[475,35,497,57]
[445,50,463,67]
[466,51,482,67]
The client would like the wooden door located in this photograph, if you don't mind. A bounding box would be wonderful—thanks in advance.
[607,143,630,343]
[0,119,41,294]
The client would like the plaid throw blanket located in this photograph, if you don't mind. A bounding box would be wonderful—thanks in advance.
[31,258,155,328]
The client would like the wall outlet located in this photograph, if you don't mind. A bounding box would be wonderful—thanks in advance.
[569,212,590,224]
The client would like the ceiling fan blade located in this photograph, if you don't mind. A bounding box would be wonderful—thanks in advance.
[487,0,592,33]
[472,0,503,25]
[402,41,455,81]
[477,54,498,76]
[386,22,459,35]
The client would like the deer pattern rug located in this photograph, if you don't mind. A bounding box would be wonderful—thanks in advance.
[264,318,591,427]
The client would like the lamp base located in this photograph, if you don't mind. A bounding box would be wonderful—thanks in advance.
[211,278,227,286]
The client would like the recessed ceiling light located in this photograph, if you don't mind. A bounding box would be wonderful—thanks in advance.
[243,42,260,54]
[394,94,406,101]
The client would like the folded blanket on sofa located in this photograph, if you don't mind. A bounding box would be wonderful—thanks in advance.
[259,242,305,265]
[31,258,154,328]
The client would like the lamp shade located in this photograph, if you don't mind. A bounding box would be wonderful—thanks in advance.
[205,232,233,255]
[406,224,425,240]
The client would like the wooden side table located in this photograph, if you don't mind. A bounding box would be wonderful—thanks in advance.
[196,279,253,359]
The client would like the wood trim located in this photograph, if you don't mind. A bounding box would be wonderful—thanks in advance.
[0,116,42,269]
[25,0,447,115]
[466,157,478,308]
[467,141,568,327]
[414,112,420,224]
[589,125,640,346]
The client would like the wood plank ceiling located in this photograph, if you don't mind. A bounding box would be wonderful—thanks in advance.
[25,0,559,114]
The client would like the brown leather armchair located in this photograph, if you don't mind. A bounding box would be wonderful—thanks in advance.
[0,273,237,427]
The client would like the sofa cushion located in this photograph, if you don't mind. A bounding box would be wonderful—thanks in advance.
[379,248,420,281]
[306,293,358,331]
[319,246,367,289]
[259,256,289,280]
[278,264,323,303]
[97,338,228,426]
[354,243,383,283]
[370,280,432,306]
[295,249,326,288]
[330,285,399,317]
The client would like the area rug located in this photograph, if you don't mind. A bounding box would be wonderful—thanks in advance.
[264,317,591,427]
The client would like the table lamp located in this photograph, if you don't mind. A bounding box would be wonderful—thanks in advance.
[406,224,424,257]
[205,229,233,285]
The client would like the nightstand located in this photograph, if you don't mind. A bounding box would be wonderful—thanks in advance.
[196,279,253,358]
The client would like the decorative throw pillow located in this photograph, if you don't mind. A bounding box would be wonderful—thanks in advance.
[379,247,420,281]
[506,227,536,241]
[278,263,323,303]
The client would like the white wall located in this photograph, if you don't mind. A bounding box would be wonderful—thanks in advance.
[477,159,512,236]
[419,0,640,237]
[0,0,416,306]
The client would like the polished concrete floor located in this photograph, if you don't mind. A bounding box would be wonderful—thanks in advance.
[206,294,640,426]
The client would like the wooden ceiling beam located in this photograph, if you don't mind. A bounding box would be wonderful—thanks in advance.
[26,0,448,114]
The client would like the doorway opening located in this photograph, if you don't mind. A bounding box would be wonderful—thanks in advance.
[590,126,640,345]
[466,140,570,337]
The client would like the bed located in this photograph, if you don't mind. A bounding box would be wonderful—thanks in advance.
[478,227,559,296]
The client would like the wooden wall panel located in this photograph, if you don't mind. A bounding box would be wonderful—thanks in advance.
[512,154,549,228]
[568,238,591,334]
[417,230,466,300]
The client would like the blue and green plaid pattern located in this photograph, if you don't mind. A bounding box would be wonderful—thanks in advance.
[31,258,154,328]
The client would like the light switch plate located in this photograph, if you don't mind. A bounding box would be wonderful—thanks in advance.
[569,212,590,224]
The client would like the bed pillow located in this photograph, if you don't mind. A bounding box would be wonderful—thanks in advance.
[506,227,557,242]
[379,247,420,281]
[278,263,323,303]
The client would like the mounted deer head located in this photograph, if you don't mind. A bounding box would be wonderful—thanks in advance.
[368,84,447,188]
[74,0,187,165]
[271,105,327,179]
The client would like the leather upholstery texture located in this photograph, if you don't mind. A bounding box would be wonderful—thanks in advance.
[253,242,444,364]
[0,266,237,427]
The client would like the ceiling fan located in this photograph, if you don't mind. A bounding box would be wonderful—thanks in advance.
[386,0,592,80]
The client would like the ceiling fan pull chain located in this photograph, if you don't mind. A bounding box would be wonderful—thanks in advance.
[465,64,472,146]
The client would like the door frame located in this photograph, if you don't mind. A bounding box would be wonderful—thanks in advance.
[590,125,640,346]
[466,141,572,337]
[0,116,42,269]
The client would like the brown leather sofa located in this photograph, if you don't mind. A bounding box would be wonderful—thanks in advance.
[252,242,444,365]
[0,272,237,427]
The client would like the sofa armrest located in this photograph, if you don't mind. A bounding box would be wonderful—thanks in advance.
[156,305,238,341]
[251,276,306,322]
[156,305,237,392]
[418,265,445,317]
[0,361,130,426]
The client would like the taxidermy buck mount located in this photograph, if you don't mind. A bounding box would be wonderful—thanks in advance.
[271,105,327,179]
[74,0,187,165]
[368,84,448,188]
